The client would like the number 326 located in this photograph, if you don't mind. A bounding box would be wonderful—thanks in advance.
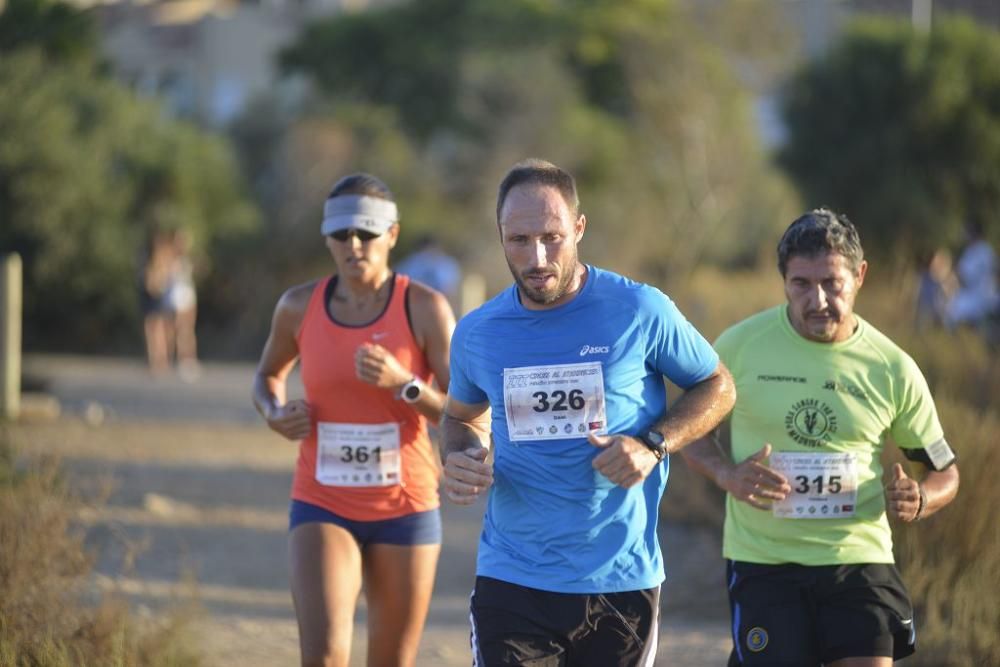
[532,389,585,412]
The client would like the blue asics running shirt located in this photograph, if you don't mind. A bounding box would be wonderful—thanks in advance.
[449,266,718,593]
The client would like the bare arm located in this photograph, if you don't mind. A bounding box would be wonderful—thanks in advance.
[440,396,493,505]
[681,425,791,510]
[251,284,313,440]
[885,461,959,522]
[679,426,732,488]
[657,362,737,455]
[409,284,455,422]
[589,363,737,489]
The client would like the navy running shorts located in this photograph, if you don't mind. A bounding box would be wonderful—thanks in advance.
[726,560,915,666]
[288,499,442,546]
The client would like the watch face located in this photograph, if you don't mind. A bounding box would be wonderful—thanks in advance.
[642,431,666,458]
[402,382,421,401]
[645,430,665,446]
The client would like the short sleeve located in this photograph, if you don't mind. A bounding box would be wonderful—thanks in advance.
[447,317,488,405]
[890,354,945,449]
[642,288,719,389]
[713,326,741,374]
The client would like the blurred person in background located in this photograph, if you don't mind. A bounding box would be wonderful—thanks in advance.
[441,159,735,666]
[139,228,176,375]
[396,233,462,308]
[139,227,200,379]
[251,173,455,667]
[163,228,199,381]
[682,209,960,667]
[914,247,956,331]
[946,220,998,331]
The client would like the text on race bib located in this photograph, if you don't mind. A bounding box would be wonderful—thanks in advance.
[316,422,401,487]
[503,362,608,442]
[769,452,858,519]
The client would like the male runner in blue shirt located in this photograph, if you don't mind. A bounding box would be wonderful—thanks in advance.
[441,158,736,666]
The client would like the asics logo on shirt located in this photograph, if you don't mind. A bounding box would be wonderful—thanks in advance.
[579,344,610,356]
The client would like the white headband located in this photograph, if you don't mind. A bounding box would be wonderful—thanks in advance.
[321,195,398,236]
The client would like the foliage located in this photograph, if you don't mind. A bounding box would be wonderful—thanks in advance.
[223,101,458,352]
[780,16,1000,265]
[265,0,799,303]
[0,0,97,63]
[280,0,625,142]
[0,50,259,350]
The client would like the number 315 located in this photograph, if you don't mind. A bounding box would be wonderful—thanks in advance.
[794,475,842,494]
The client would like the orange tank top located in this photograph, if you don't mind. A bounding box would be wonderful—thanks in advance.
[291,273,440,520]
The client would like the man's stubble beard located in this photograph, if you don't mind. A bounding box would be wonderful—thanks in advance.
[508,253,579,306]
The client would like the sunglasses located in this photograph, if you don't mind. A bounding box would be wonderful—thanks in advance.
[329,229,381,242]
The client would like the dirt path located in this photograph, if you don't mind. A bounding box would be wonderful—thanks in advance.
[16,354,732,666]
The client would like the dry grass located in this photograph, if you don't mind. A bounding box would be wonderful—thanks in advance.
[891,399,1000,667]
[0,430,205,667]
[868,283,1000,666]
[663,266,1000,666]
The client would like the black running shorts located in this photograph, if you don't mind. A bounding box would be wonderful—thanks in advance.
[469,576,660,667]
[726,560,916,666]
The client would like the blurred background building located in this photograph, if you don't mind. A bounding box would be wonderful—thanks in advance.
[55,0,1000,133]
[80,0,400,125]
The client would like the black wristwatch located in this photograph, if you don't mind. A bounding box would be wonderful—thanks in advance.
[638,429,667,461]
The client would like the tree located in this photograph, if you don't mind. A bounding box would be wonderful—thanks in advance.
[277,0,798,287]
[0,0,98,63]
[280,0,565,142]
[0,51,258,350]
[780,16,1000,265]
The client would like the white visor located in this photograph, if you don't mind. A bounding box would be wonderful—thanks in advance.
[321,195,398,236]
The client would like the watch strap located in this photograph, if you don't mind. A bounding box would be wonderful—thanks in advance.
[639,430,667,460]
[398,378,421,403]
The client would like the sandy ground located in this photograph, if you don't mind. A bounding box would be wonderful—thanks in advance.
[14,354,733,666]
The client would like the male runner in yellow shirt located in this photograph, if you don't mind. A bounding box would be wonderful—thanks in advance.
[682,209,960,667]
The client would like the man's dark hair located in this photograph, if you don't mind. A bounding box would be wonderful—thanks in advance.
[328,173,394,202]
[777,208,864,276]
[496,159,579,223]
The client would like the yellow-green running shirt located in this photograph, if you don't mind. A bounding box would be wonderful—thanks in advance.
[718,305,944,565]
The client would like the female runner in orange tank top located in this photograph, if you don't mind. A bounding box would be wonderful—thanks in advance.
[252,174,455,667]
